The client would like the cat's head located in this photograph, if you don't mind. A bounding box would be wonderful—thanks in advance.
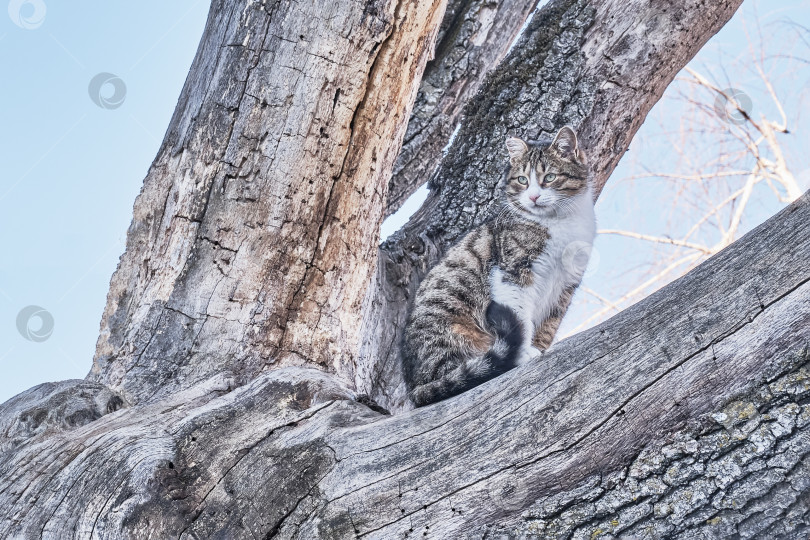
[502,126,589,217]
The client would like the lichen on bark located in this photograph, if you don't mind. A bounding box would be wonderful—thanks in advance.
[479,349,810,540]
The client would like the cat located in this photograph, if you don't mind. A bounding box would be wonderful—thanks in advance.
[402,126,596,407]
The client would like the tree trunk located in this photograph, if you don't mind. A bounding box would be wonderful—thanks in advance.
[7,0,808,538]
[1,192,807,539]
[88,0,448,405]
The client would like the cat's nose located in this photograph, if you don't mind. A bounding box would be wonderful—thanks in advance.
[529,194,539,204]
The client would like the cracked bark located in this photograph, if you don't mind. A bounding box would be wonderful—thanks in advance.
[5,0,808,538]
[386,0,540,216]
[87,0,448,405]
[1,192,807,539]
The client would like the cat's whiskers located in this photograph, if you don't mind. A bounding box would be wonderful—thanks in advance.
[552,196,580,218]
[495,202,524,225]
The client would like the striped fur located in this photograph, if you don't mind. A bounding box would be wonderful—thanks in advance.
[403,127,595,407]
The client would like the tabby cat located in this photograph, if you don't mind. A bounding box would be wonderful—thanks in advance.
[402,126,596,407]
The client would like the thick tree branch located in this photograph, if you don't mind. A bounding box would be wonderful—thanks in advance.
[1,191,807,539]
[386,0,539,216]
[89,0,448,405]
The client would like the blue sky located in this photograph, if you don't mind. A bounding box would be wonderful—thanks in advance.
[1,1,808,404]
[555,1,810,337]
[0,0,209,401]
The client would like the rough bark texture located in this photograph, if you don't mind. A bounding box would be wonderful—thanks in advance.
[89,0,448,405]
[5,0,799,537]
[359,0,745,413]
[1,192,807,539]
[386,0,539,216]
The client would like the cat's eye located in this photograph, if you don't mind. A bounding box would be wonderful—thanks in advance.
[544,173,557,183]
[516,176,529,185]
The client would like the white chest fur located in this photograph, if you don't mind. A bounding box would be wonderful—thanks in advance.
[489,191,596,359]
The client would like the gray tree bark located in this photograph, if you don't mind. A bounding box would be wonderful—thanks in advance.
[1,192,807,539]
[88,0,448,406]
[386,0,539,216]
[3,0,805,538]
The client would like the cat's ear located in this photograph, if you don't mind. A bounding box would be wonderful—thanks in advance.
[505,136,529,161]
[551,126,581,160]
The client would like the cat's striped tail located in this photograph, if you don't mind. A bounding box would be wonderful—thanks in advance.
[409,302,524,407]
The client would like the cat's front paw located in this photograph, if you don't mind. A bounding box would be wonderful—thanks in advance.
[517,346,544,365]
[528,346,544,360]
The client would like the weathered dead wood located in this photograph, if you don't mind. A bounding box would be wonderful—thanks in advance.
[359,0,746,413]
[4,0,798,537]
[89,0,448,405]
[1,192,807,539]
[386,0,539,216]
